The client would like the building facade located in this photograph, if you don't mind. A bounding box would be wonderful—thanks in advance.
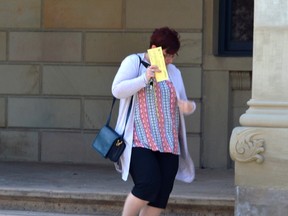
[0,0,252,169]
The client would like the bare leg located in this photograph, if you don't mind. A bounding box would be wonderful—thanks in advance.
[139,205,163,216]
[121,192,148,216]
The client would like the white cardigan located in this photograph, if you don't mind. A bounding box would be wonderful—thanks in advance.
[111,53,195,183]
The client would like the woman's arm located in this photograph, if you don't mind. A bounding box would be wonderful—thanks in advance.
[112,55,147,99]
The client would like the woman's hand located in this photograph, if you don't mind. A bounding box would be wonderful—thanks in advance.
[146,66,161,82]
[178,99,196,115]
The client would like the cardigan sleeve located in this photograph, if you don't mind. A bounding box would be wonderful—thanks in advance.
[112,54,147,99]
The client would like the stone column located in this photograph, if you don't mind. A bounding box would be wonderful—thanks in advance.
[229,0,288,215]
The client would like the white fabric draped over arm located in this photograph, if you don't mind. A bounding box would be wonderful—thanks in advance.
[112,55,147,99]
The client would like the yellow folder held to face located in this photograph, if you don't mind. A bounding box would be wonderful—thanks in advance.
[147,47,168,82]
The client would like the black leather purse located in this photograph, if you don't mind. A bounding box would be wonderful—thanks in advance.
[92,96,133,162]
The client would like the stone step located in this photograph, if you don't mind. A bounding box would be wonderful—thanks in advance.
[0,210,92,216]
[0,162,235,215]
[0,189,123,215]
[0,188,234,215]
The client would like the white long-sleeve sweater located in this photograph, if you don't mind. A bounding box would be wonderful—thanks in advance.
[111,53,195,183]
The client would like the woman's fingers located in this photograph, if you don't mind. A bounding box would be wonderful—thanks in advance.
[146,66,160,80]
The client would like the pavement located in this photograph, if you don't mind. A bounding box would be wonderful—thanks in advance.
[0,161,235,215]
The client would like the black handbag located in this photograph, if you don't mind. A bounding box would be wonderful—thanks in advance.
[92,96,133,162]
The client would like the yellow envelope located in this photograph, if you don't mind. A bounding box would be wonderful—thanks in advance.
[147,47,168,82]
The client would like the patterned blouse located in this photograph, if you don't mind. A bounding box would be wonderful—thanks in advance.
[133,80,180,155]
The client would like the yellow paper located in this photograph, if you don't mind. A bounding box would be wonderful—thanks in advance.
[147,47,168,82]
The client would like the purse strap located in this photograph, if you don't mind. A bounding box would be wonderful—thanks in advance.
[105,97,117,126]
[105,54,148,136]
[105,96,133,137]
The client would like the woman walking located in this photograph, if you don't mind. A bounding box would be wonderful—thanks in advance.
[112,27,196,216]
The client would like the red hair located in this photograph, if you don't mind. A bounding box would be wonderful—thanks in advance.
[149,27,180,54]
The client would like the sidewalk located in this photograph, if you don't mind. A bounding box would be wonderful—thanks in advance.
[0,162,235,215]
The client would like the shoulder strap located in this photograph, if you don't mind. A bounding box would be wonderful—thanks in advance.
[137,54,153,87]
[137,54,150,68]
[106,97,133,137]
[105,97,117,126]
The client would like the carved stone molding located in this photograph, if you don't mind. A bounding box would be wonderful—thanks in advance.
[240,99,288,127]
[230,127,265,164]
[230,71,252,90]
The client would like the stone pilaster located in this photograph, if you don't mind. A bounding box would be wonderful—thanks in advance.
[230,0,288,215]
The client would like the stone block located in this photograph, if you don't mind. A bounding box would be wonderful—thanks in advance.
[126,0,202,29]
[86,32,202,65]
[0,65,40,94]
[0,130,38,161]
[253,30,288,101]
[185,102,201,134]
[43,0,122,29]
[41,131,111,165]
[42,65,117,96]
[203,71,230,168]
[187,135,201,168]
[9,32,82,62]
[85,32,150,63]
[180,67,202,99]
[232,90,251,108]
[231,90,251,127]
[0,0,41,28]
[236,186,288,216]
[84,99,117,129]
[175,33,202,64]
[0,98,5,127]
[0,32,6,60]
[8,98,81,128]
[232,107,246,127]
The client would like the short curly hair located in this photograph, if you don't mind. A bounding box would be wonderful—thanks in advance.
[149,27,180,55]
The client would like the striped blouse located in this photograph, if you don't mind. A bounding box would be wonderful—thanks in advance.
[133,80,180,155]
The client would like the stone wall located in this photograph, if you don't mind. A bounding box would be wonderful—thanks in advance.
[202,0,252,168]
[0,0,203,166]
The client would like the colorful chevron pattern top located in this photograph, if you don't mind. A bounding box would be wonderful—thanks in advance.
[133,80,180,155]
